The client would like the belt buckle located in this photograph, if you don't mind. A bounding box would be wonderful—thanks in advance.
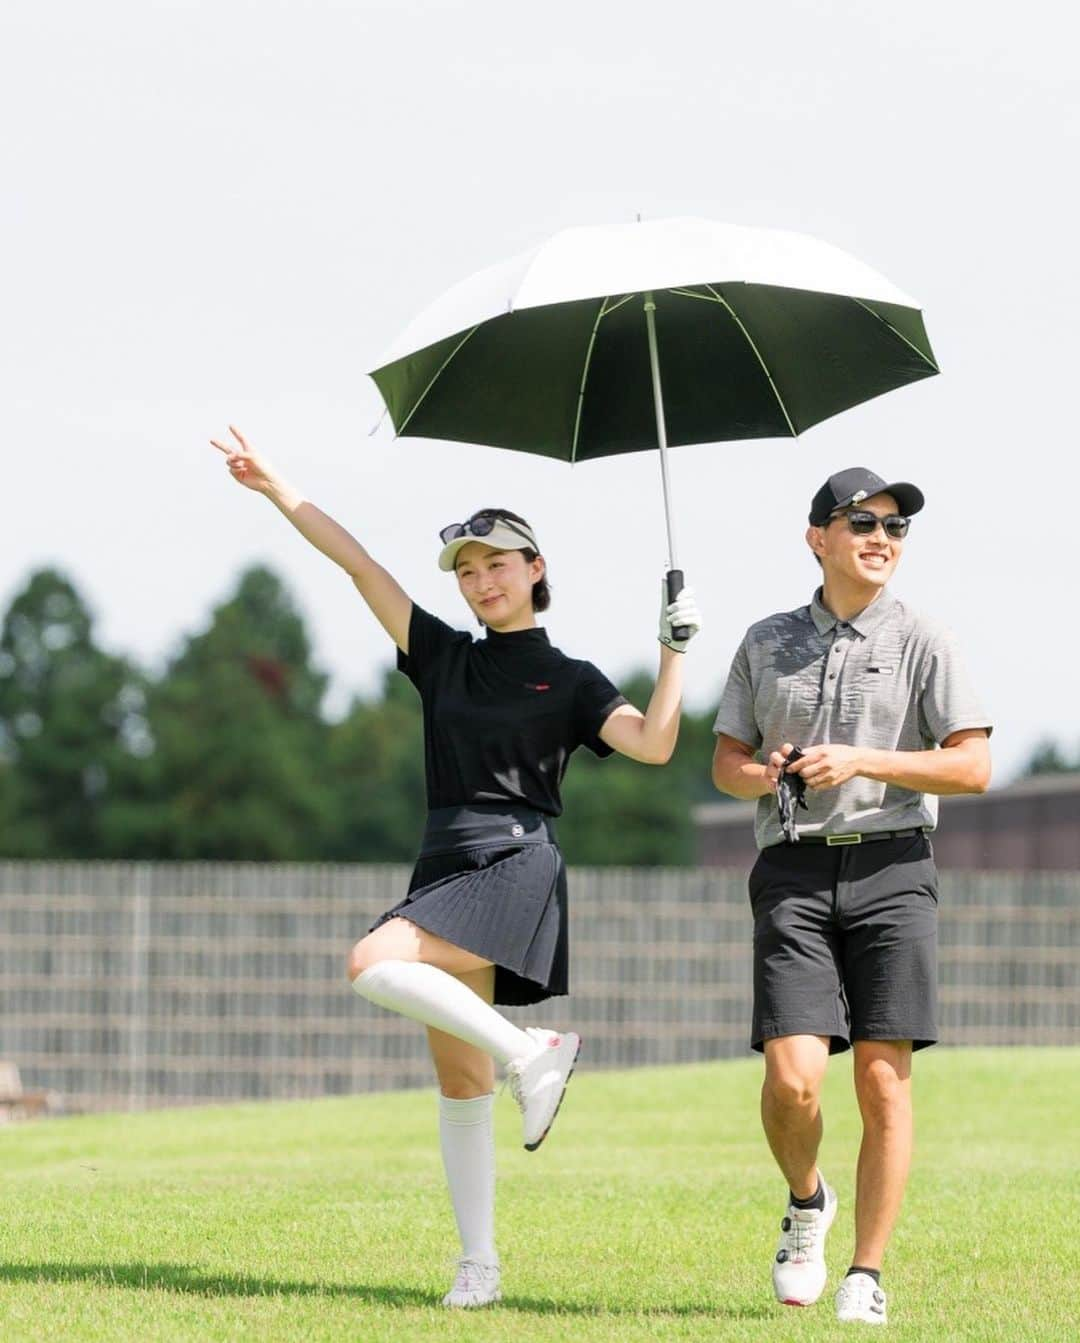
[825,832,861,846]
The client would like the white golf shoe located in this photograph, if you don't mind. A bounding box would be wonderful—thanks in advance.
[442,1256,501,1308]
[505,1027,581,1151]
[835,1271,888,1325]
[771,1176,838,1306]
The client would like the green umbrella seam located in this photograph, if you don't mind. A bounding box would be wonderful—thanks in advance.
[850,298,939,373]
[700,284,798,437]
[569,296,612,464]
[395,325,481,437]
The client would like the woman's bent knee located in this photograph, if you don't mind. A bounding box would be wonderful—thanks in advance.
[347,920,414,981]
[347,937,387,982]
[348,918,427,982]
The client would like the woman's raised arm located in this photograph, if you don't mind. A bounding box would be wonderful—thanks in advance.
[210,425,412,651]
[598,582,703,765]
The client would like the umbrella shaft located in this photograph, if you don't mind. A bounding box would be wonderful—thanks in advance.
[644,293,678,571]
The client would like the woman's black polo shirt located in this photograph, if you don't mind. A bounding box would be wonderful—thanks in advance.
[398,603,628,817]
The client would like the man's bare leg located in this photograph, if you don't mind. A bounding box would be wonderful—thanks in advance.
[761,1034,831,1198]
[762,1033,837,1307]
[851,1039,913,1270]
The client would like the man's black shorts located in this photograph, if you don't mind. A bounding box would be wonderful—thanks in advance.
[748,832,938,1054]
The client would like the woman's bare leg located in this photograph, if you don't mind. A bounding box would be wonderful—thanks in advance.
[348,919,533,1064]
[349,917,493,979]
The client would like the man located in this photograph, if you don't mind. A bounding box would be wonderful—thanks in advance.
[711,467,991,1327]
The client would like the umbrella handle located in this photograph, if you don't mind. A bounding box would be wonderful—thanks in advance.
[666,568,691,643]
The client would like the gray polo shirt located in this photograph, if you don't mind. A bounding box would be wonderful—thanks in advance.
[713,587,992,849]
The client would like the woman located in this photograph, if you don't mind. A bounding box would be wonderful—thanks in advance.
[211,425,702,1308]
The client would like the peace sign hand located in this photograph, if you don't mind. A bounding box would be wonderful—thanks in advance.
[210,425,277,494]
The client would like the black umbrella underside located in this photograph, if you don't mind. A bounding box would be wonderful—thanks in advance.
[371,282,938,463]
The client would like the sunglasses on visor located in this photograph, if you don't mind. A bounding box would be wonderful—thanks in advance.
[827,509,910,540]
[439,511,536,547]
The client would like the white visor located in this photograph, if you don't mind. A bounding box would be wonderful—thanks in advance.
[438,518,539,571]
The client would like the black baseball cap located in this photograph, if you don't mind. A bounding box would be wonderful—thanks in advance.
[809,467,925,526]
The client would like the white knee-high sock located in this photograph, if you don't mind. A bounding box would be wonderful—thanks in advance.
[353,961,533,1065]
[439,1093,497,1262]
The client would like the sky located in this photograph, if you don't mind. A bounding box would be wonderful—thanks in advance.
[3,0,1076,783]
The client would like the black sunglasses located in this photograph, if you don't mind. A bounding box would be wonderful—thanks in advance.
[827,508,910,540]
[439,511,535,547]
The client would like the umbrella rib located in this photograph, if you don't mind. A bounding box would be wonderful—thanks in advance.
[850,298,939,372]
[395,325,481,436]
[570,296,613,464]
[598,292,637,317]
[698,284,798,437]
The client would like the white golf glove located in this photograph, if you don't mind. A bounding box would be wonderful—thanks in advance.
[659,580,702,652]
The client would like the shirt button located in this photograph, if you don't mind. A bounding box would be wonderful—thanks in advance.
[833,646,842,654]
[829,673,837,680]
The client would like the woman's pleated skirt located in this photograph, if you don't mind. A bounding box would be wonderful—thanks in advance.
[368,803,568,1006]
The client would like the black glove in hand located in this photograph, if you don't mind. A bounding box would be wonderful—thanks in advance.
[777,745,809,843]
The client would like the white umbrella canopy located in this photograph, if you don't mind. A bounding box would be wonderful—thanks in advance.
[374,216,923,369]
[369,216,938,620]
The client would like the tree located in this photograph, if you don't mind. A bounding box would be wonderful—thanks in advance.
[0,569,149,857]
[0,566,736,865]
[323,664,729,867]
[138,565,336,859]
[558,671,726,866]
[324,669,426,861]
[1021,739,1079,777]
[0,755,22,848]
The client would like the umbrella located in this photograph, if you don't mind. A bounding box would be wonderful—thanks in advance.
[369,217,938,632]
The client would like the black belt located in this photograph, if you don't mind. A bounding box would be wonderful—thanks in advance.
[784,827,926,848]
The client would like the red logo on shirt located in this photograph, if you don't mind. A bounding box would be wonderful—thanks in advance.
[526,683,551,691]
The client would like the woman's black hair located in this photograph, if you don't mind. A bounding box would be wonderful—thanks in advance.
[476,507,550,612]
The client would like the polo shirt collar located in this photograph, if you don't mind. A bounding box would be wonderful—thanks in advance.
[810,586,897,638]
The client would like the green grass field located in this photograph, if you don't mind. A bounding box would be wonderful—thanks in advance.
[2,1047,1076,1341]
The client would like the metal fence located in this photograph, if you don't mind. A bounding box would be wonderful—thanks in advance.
[0,861,1077,1113]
